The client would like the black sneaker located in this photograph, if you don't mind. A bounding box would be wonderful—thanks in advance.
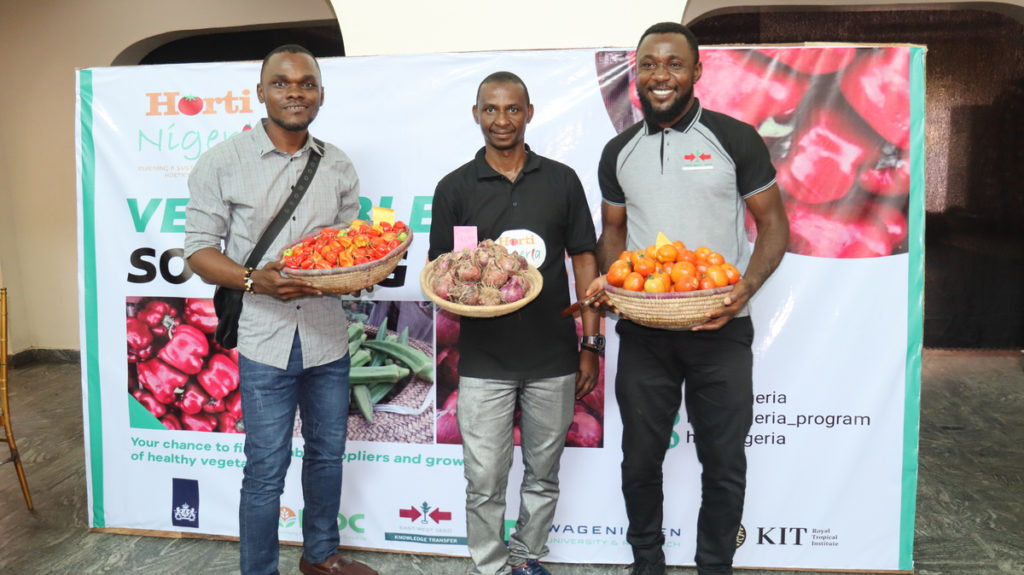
[629,557,666,575]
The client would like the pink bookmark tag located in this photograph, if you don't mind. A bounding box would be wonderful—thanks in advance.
[453,226,478,252]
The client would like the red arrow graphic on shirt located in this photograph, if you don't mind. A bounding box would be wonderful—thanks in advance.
[684,153,696,161]
[429,508,452,523]
[399,507,422,522]
[699,153,712,161]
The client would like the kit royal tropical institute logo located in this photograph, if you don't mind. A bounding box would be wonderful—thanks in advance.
[145,89,255,117]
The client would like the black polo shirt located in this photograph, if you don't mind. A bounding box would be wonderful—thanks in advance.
[429,146,597,380]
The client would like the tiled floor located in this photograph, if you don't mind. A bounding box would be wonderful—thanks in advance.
[1,350,1021,574]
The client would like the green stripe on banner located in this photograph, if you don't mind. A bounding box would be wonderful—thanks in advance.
[900,45,926,571]
[79,69,105,528]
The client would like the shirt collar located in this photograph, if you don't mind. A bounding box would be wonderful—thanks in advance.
[644,98,703,135]
[474,144,541,180]
[253,118,324,158]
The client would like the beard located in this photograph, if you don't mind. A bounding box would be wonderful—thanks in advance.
[270,114,313,132]
[637,84,693,127]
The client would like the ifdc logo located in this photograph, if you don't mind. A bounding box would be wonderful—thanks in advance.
[280,507,298,528]
[736,524,747,548]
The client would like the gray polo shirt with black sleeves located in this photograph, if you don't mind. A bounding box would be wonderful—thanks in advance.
[598,99,776,283]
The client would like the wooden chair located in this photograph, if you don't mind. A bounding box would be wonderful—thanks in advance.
[1,287,33,510]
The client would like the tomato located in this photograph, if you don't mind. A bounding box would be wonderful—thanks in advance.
[672,240,687,254]
[607,260,632,287]
[622,272,645,292]
[633,256,657,278]
[177,95,204,116]
[656,244,678,264]
[706,265,729,287]
[721,263,741,285]
[694,246,711,260]
[673,275,699,292]
[643,275,669,293]
[644,245,658,260]
[618,250,633,263]
[670,261,697,283]
[677,249,697,264]
[706,251,725,266]
[392,221,408,233]
[699,277,716,290]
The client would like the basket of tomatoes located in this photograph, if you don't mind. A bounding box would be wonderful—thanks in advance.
[602,239,741,330]
[281,219,412,294]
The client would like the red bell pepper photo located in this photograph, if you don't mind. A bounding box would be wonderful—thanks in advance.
[131,388,167,419]
[126,317,154,364]
[859,145,911,197]
[137,358,188,404]
[218,412,243,434]
[840,47,911,149]
[181,412,219,432]
[137,300,180,338]
[202,395,227,414]
[197,353,240,399]
[225,389,243,419]
[695,49,809,130]
[184,298,218,335]
[785,200,893,258]
[161,413,182,430]
[179,382,211,415]
[756,47,858,76]
[776,106,880,205]
[158,324,209,375]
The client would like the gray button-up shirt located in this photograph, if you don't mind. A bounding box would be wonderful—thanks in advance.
[185,120,360,369]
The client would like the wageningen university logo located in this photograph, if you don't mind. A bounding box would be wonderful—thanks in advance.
[386,501,464,546]
[279,506,367,534]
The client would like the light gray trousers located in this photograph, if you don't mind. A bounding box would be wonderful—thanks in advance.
[457,374,576,575]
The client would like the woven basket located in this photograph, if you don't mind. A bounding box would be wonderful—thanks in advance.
[419,259,543,318]
[284,230,413,294]
[604,281,733,330]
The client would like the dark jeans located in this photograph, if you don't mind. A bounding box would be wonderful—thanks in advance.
[237,331,351,575]
[615,317,754,575]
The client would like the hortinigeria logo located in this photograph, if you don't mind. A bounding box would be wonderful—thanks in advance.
[279,506,298,528]
[496,229,546,268]
[398,502,452,524]
[174,503,197,523]
[682,150,714,171]
[145,90,254,116]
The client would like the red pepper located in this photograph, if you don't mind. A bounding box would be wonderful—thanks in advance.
[161,413,182,430]
[859,145,910,197]
[179,381,210,415]
[218,412,243,434]
[126,317,154,364]
[131,388,167,418]
[225,390,243,419]
[693,49,809,129]
[785,200,893,258]
[202,395,226,414]
[184,298,218,335]
[776,106,880,204]
[756,47,858,76]
[157,324,209,375]
[839,47,911,149]
[197,353,239,399]
[137,358,188,404]
[137,300,180,339]
[181,412,218,432]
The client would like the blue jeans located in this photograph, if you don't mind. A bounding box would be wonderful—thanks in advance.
[237,331,351,575]
[457,374,575,575]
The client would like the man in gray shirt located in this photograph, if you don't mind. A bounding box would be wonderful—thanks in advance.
[185,44,375,575]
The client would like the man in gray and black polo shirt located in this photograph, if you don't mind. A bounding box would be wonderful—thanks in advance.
[587,22,789,575]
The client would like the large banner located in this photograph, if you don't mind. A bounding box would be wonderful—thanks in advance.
[76,46,924,571]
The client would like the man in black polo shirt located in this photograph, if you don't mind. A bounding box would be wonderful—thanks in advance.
[587,23,789,575]
[428,71,600,575]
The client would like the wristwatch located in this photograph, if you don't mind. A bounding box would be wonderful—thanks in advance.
[580,334,605,352]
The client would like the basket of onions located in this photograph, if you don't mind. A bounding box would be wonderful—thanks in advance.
[420,239,543,318]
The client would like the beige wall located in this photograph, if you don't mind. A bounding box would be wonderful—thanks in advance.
[1,0,1022,354]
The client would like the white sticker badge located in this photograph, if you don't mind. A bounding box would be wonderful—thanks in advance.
[496,229,546,268]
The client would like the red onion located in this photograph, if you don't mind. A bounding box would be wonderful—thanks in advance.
[480,261,509,288]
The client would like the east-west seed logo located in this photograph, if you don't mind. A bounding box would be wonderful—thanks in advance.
[682,150,714,171]
[279,506,297,528]
[146,90,254,116]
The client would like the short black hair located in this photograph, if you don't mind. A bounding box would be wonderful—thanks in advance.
[261,44,321,78]
[637,22,700,62]
[476,71,531,107]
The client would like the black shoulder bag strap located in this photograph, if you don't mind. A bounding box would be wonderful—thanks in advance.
[213,138,324,349]
[243,137,325,269]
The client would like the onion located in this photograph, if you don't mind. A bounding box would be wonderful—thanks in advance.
[566,410,602,447]
[456,260,481,282]
[499,277,525,303]
[478,287,503,306]
[436,311,460,348]
[480,261,509,288]
[432,273,457,301]
[497,253,520,274]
